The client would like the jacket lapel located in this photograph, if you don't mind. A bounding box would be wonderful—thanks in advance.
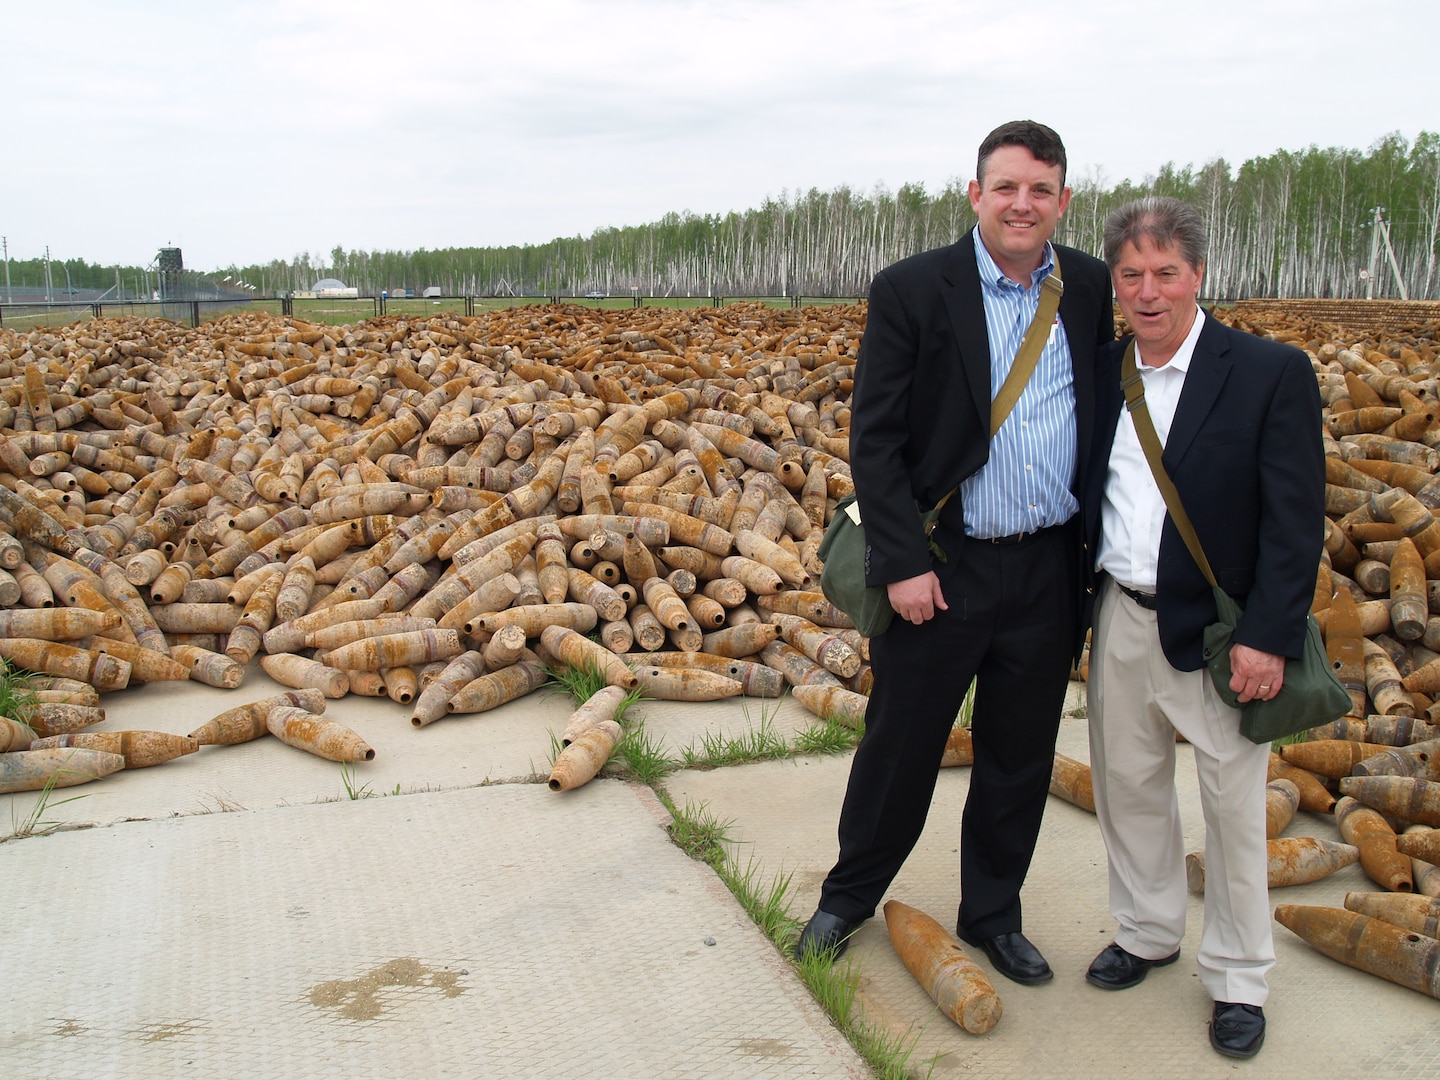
[941,230,992,435]
[1162,311,1233,470]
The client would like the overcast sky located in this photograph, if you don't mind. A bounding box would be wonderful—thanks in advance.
[4,0,1435,273]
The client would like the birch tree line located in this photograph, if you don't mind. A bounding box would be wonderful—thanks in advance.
[228,130,1440,301]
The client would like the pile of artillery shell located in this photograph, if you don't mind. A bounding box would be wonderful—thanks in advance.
[0,304,870,766]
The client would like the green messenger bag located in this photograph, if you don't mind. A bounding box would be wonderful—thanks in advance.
[1202,586,1350,744]
[817,493,949,639]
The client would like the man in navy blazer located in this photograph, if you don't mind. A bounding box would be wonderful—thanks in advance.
[795,120,1114,987]
[1080,196,1324,1059]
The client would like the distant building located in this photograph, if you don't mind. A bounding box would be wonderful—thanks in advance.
[312,277,359,299]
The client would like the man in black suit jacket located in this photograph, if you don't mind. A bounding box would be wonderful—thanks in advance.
[1079,197,1324,1059]
[795,121,1114,987]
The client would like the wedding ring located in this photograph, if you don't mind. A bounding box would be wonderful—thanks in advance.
[1259,684,1271,691]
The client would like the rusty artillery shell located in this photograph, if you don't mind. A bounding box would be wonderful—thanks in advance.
[305,615,438,652]
[0,747,126,793]
[1364,638,1415,717]
[445,655,548,715]
[733,529,810,589]
[85,637,190,682]
[189,689,330,745]
[411,650,486,728]
[258,653,349,699]
[1,715,38,752]
[1268,753,1337,813]
[631,666,742,701]
[1328,586,1368,714]
[1266,778,1302,837]
[566,566,627,622]
[321,628,463,672]
[266,705,374,762]
[765,612,860,678]
[474,602,598,638]
[1274,904,1440,999]
[0,638,131,691]
[1339,775,1440,827]
[262,597,389,654]
[700,622,779,658]
[32,685,101,706]
[548,719,623,792]
[940,726,974,767]
[1280,739,1394,778]
[28,702,107,738]
[0,607,121,640]
[790,683,869,729]
[754,589,855,629]
[481,625,529,670]
[540,625,638,690]
[29,729,198,768]
[147,603,241,635]
[1396,830,1440,866]
[625,651,787,698]
[170,644,247,689]
[759,640,843,688]
[882,900,1002,1035]
[1050,753,1096,813]
[1354,739,1440,781]
[719,554,784,595]
[1389,537,1429,641]
[1337,795,1414,892]
[1185,837,1358,893]
[560,685,631,745]
[1344,891,1440,938]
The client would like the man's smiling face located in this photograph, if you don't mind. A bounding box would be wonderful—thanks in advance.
[968,145,1070,282]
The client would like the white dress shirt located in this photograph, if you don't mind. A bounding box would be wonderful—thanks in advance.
[1096,306,1207,592]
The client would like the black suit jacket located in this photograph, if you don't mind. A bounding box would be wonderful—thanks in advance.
[1082,312,1326,671]
[849,228,1114,589]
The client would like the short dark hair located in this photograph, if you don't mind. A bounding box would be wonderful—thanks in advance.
[976,120,1067,187]
[1103,196,1207,270]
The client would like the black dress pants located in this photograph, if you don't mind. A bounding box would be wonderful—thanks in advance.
[816,521,1078,939]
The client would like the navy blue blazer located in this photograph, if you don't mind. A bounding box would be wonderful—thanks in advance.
[1082,311,1326,671]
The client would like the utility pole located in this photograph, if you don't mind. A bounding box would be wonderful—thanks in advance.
[2,236,10,303]
[1366,206,1383,300]
[44,245,53,303]
[1377,210,1410,301]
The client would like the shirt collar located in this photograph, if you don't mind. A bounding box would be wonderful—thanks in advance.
[973,229,1055,292]
[1137,304,1206,375]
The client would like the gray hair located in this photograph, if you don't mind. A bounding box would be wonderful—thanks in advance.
[1102,196,1207,270]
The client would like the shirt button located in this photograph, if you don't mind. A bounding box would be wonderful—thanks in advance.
[1025,464,1032,471]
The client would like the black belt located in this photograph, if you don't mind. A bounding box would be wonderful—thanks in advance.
[1117,583,1158,610]
[974,524,1060,546]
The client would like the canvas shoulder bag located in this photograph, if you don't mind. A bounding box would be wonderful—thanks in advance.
[1119,339,1348,743]
[819,255,1064,637]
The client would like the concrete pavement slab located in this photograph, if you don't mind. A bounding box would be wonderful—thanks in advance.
[0,779,868,1079]
[665,714,1440,1079]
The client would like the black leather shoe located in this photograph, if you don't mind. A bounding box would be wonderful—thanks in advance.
[794,909,863,961]
[1209,1001,1265,1058]
[1085,942,1180,990]
[957,928,1053,985]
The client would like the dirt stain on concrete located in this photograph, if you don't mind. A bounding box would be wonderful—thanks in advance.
[52,1019,87,1037]
[309,957,466,1021]
[138,1020,202,1043]
[738,1038,794,1058]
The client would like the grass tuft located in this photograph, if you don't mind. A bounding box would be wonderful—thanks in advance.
[793,714,864,755]
[667,800,734,866]
[0,658,39,728]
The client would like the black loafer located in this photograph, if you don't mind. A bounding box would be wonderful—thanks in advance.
[1085,941,1180,990]
[957,928,1053,985]
[794,909,863,961]
[1209,1001,1265,1058]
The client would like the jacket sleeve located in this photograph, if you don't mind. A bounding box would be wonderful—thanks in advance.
[1232,349,1326,659]
[849,269,935,586]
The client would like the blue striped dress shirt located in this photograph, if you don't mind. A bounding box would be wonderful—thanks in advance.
[958,231,1078,538]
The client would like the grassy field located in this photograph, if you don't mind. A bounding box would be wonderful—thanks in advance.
[1,294,872,332]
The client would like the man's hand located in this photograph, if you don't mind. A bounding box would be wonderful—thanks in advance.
[887,572,947,625]
[1229,643,1284,703]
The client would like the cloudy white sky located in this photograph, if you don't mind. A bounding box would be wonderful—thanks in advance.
[3,0,1435,272]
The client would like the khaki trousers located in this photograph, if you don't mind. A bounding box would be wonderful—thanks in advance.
[1086,577,1274,1006]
